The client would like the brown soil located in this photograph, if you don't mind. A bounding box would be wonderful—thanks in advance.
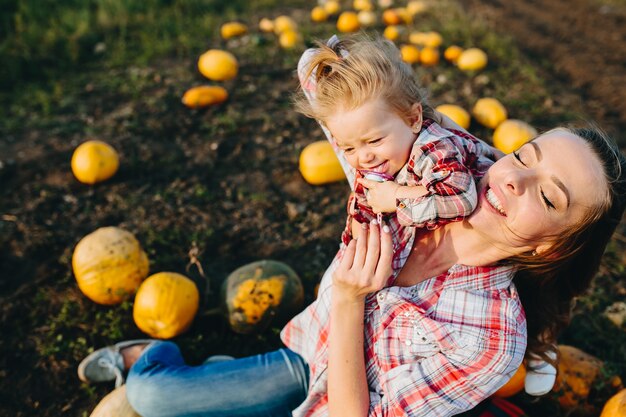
[459,0,626,141]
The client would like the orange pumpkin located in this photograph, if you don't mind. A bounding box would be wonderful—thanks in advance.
[493,363,526,398]
[601,389,626,417]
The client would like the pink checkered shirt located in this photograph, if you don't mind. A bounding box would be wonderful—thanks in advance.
[282,44,527,416]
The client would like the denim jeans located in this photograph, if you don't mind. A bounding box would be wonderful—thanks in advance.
[126,341,309,417]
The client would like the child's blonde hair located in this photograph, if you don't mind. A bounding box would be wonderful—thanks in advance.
[294,35,437,124]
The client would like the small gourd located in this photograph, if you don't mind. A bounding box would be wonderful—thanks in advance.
[133,272,200,339]
[492,119,537,154]
[357,10,377,27]
[310,6,328,22]
[73,227,149,305]
[299,140,346,185]
[472,98,507,129]
[181,86,228,109]
[457,48,488,72]
[436,104,471,130]
[220,22,247,39]
[601,389,626,417]
[337,11,360,33]
[198,49,238,82]
[400,45,420,64]
[222,260,304,334]
[90,385,140,417]
[273,15,298,34]
[71,140,119,185]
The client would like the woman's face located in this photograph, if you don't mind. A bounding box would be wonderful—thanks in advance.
[470,129,607,254]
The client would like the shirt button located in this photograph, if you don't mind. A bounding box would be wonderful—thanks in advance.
[405,339,412,346]
[377,293,385,302]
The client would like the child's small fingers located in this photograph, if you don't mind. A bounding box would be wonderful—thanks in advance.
[357,178,375,189]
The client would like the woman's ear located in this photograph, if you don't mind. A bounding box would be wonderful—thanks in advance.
[410,103,423,133]
[535,242,556,258]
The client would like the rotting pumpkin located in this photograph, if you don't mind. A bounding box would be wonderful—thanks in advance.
[222,260,304,334]
[73,227,149,305]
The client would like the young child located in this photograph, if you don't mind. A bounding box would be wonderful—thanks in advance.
[294,35,496,279]
[294,34,557,396]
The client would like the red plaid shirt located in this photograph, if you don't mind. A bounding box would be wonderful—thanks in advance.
[284,44,527,416]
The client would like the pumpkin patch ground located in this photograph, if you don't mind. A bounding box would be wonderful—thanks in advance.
[1,0,626,416]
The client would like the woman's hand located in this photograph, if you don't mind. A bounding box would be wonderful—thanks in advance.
[333,220,394,303]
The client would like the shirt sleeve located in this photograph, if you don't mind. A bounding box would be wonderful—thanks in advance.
[368,330,525,416]
[396,139,477,229]
[297,45,357,189]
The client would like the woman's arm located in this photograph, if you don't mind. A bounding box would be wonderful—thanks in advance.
[328,221,393,417]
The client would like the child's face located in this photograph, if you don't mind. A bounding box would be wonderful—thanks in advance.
[325,98,419,177]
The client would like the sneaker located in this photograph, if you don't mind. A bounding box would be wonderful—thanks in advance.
[78,339,154,388]
[524,350,558,396]
[203,355,235,364]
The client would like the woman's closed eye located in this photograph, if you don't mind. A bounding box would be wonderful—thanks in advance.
[541,189,556,210]
[513,150,526,166]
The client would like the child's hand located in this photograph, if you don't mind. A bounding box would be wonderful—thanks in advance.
[357,178,399,214]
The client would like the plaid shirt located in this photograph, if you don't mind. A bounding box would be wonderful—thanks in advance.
[284,44,527,416]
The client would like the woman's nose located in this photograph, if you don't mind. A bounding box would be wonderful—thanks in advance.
[505,170,532,195]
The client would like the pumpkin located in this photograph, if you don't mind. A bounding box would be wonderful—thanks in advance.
[472,98,508,129]
[382,9,402,26]
[493,119,537,154]
[436,104,471,130]
[279,30,300,49]
[258,18,274,33]
[73,227,149,305]
[181,86,228,109]
[337,11,360,33]
[299,140,346,185]
[407,1,428,15]
[601,389,626,417]
[358,10,377,27]
[90,385,140,417]
[222,260,304,334]
[419,47,440,67]
[71,140,119,185]
[323,0,341,15]
[198,49,238,82]
[400,45,420,64]
[133,272,200,339]
[457,48,488,72]
[353,0,373,11]
[273,15,298,34]
[220,22,247,40]
[493,363,526,398]
[444,45,463,63]
[310,6,328,22]
[383,25,401,42]
[393,8,413,24]
[553,345,623,410]
[378,0,393,8]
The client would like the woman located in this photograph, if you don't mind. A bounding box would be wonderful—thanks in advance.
[77,47,626,417]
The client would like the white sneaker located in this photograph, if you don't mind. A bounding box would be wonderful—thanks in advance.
[524,350,558,396]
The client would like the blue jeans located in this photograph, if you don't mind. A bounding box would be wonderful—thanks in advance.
[126,341,309,417]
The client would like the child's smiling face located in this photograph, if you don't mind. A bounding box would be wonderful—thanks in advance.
[325,98,421,177]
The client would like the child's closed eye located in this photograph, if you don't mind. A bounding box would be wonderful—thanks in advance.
[368,137,384,145]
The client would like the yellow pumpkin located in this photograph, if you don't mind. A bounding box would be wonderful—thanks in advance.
[181,86,228,109]
[444,45,463,63]
[258,18,275,33]
[223,260,304,334]
[71,140,119,185]
[299,141,346,185]
[90,385,140,417]
[357,10,377,27]
[493,363,526,398]
[394,8,413,24]
[279,30,300,49]
[408,31,441,47]
[436,104,471,130]
[554,345,623,410]
[273,15,298,34]
[382,9,402,26]
[407,0,428,15]
[323,0,341,15]
[601,389,626,417]
[493,119,537,154]
[73,227,149,305]
[472,98,508,129]
[220,22,247,39]
[353,0,373,11]
[400,45,420,64]
[337,11,360,33]
[383,25,401,42]
[457,48,488,71]
[198,49,238,82]
[133,272,200,339]
[310,6,328,22]
[419,47,440,66]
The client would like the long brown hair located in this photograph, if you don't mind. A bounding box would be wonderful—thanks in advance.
[512,126,626,367]
[293,35,438,124]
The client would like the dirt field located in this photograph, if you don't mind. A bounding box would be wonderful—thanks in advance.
[459,0,626,141]
[2,0,626,416]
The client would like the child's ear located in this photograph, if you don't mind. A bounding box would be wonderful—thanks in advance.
[409,103,423,132]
